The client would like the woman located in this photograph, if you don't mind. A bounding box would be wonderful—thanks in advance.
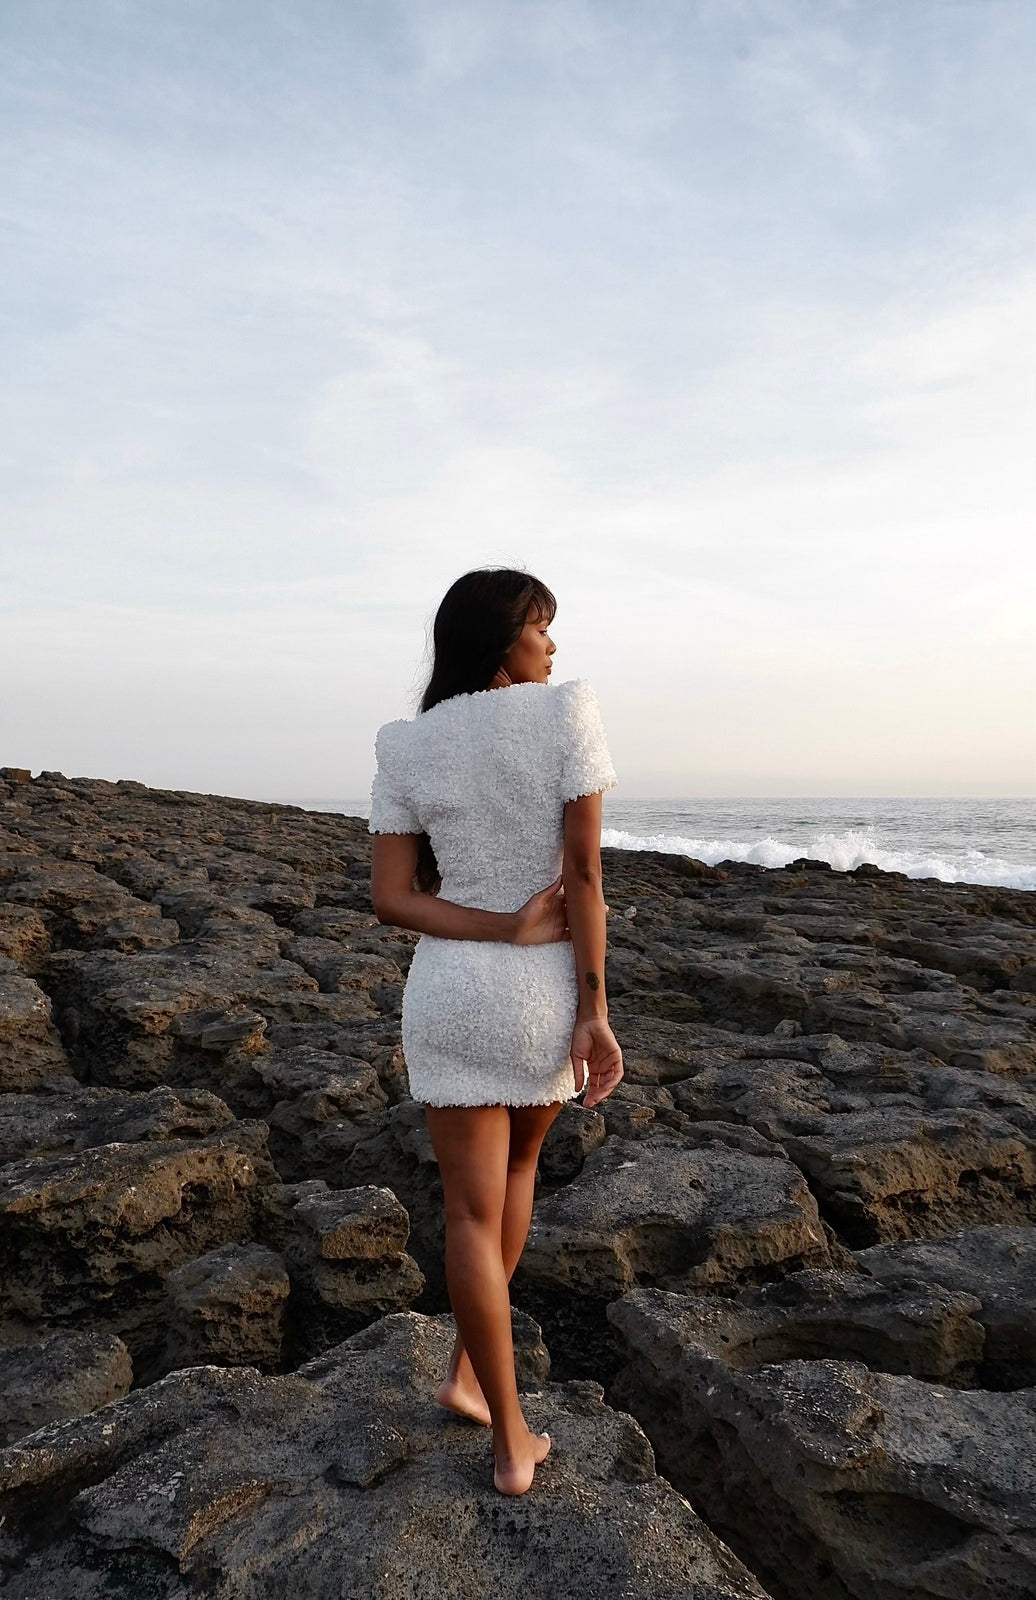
[368,567,623,1496]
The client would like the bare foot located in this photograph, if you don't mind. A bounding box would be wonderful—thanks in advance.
[436,1374,492,1427]
[493,1431,551,1496]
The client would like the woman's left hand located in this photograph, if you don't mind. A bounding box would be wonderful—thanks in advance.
[571,1017,623,1107]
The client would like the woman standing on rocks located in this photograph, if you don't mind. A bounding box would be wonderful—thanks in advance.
[368,567,623,1496]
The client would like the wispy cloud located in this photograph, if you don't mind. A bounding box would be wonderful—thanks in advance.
[3,0,1035,794]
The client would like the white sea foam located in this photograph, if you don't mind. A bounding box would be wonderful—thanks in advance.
[601,826,1036,891]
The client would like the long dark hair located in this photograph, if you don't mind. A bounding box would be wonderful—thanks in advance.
[415,568,557,892]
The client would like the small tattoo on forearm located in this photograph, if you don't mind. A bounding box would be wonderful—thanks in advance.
[585,971,600,991]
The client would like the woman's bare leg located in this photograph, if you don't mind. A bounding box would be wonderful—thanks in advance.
[425,1103,552,1495]
[438,1102,562,1426]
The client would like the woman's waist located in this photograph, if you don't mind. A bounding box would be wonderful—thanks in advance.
[438,868,560,912]
[411,933,576,973]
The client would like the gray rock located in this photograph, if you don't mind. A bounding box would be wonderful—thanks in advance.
[0,906,50,969]
[0,1330,133,1444]
[672,1046,1036,1244]
[280,936,404,998]
[608,1286,1036,1600]
[282,1185,425,1360]
[516,1131,830,1376]
[0,958,69,1090]
[0,1082,235,1166]
[252,1047,389,1181]
[342,1099,447,1292]
[46,940,325,1087]
[170,1005,268,1052]
[538,1098,607,1183]
[0,1120,278,1371]
[5,766,1036,1597]
[165,1242,290,1371]
[856,1225,1036,1386]
[0,1312,772,1599]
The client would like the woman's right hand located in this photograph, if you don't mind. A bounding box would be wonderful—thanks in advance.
[513,876,570,945]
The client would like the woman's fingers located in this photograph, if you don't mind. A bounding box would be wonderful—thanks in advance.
[516,877,571,945]
[582,1057,623,1106]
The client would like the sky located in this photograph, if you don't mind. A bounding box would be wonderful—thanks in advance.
[2,0,1034,800]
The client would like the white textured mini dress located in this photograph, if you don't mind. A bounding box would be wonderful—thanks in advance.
[368,678,617,1107]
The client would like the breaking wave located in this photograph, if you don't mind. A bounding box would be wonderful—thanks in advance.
[600,825,1036,891]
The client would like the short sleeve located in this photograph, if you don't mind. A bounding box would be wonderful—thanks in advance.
[558,679,618,802]
[368,721,421,835]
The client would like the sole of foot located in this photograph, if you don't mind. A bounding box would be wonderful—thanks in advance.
[494,1432,551,1497]
[436,1377,492,1427]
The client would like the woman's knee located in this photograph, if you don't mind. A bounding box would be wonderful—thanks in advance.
[443,1194,504,1231]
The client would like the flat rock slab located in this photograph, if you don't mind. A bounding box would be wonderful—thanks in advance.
[613,1268,985,1385]
[856,1225,1036,1384]
[49,942,327,1086]
[522,1134,830,1300]
[609,1287,1036,1600]
[0,1082,235,1166]
[0,1311,773,1600]
[516,1131,830,1377]
[673,1049,1036,1245]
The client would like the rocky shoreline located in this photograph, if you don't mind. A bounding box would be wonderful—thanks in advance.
[1,764,1034,1598]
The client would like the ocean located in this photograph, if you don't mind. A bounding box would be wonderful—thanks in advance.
[281,796,1036,893]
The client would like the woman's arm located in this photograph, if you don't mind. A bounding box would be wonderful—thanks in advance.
[371,833,566,944]
[562,792,623,1107]
[562,793,609,1017]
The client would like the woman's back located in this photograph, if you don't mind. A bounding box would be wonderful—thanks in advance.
[371,678,616,912]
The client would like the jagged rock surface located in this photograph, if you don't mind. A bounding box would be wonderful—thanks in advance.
[517,1126,832,1375]
[609,1285,1036,1600]
[856,1224,1036,1387]
[0,1311,772,1600]
[2,768,1035,1598]
[0,1330,133,1445]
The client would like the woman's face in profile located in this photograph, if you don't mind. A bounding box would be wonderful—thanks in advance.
[501,607,557,685]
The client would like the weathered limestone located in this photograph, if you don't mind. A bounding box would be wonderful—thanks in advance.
[0,1081,235,1166]
[0,957,69,1090]
[669,1040,1036,1244]
[46,940,324,1088]
[0,1120,278,1368]
[0,1312,773,1600]
[517,1128,831,1375]
[165,1242,291,1371]
[272,1183,425,1360]
[256,1046,389,1181]
[538,1097,607,1183]
[3,766,1036,1599]
[609,1286,1036,1600]
[856,1225,1036,1387]
[0,1330,133,1445]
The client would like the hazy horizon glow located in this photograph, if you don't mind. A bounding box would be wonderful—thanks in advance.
[2,1,1034,800]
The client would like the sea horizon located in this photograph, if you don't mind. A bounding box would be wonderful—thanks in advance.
[272,794,1036,893]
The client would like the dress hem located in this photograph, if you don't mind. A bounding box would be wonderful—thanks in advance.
[414,1092,580,1108]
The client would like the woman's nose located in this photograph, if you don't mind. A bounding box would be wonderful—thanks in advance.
[547,637,557,654]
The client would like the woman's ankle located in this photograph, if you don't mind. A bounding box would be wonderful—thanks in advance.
[492,1419,538,1460]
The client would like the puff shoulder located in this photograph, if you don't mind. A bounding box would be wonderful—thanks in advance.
[555,677,617,802]
[369,718,420,835]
